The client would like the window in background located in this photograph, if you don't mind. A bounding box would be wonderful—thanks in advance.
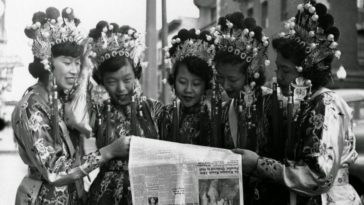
[281,0,288,21]
[247,7,254,17]
[261,1,268,28]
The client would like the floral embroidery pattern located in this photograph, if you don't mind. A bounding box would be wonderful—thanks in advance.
[34,138,56,166]
[36,184,76,205]
[257,157,283,180]
[308,111,324,130]
[323,93,334,105]
[90,98,160,204]
[28,111,50,132]
[82,150,102,172]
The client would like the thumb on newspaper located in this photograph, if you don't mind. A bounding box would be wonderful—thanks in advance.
[232,148,259,175]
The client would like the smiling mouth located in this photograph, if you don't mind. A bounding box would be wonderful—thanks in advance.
[65,77,76,83]
[181,96,194,102]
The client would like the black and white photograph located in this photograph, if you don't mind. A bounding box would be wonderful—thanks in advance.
[148,196,159,205]
[0,0,363,204]
[199,178,240,205]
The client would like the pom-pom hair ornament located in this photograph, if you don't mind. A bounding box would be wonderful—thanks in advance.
[280,0,341,72]
[88,21,145,68]
[213,12,270,88]
[24,7,84,71]
[167,28,216,67]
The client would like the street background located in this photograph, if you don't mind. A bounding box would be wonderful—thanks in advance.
[1,0,364,204]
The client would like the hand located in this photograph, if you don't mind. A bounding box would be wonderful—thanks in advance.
[80,38,95,79]
[99,136,132,162]
[232,148,259,176]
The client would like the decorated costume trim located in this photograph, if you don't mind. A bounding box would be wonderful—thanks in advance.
[279,0,341,73]
[25,7,84,70]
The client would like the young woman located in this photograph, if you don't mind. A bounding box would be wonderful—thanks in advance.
[213,12,290,204]
[235,1,362,204]
[12,8,129,205]
[87,21,162,205]
[157,28,216,146]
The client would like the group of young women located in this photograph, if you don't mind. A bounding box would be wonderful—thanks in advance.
[11,1,362,205]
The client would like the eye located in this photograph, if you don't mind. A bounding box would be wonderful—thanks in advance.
[193,80,202,86]
[105,80,116,86]
[178,79,187,84]
[63,61,71,66]
[216,75,223,83]
[124,78,132,84]
[75,61,81,66]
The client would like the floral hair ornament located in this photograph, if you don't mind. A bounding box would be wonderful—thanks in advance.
[168,29,216,67]
[212,14,270,90]
[88,21,145,68]
[24,7,84,71]
[281,0,341,73]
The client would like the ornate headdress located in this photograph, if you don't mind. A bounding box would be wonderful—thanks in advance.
[279,0,341,72]
[212,12,270,89]
[24,7,84,70]
[167,29,216,66]
[89,21,145,68]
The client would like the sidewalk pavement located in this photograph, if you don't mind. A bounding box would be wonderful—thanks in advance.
[0,126,18,154]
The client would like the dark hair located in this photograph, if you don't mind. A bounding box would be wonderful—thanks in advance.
[89,22,142,84]
[272,38,332,89]
[213,12,266,87]
[168,56,213,89]
[94,55,142,84]
[26,7,83,80]
[51,41,83,58]
[272,2,339,89]
[168,28,214,90]
[28,57,48,81]
[28,42,83,80]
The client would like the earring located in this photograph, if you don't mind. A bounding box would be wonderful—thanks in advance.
[291,77,310,101]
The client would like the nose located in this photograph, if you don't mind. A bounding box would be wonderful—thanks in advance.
[222,79,231,92]
[117,81,127,92]
[184,82,193,93]
[70,62,80,75]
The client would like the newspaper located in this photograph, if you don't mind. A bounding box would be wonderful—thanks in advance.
[129,137,244,205]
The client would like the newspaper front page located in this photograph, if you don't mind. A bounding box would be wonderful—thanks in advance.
[129,137,244,205]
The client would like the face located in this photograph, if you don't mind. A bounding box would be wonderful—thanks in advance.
[102,61,136,106]
[175,64,206,108]
[52,56,81,90]
[216,63,246,99]
[275,52,299,96]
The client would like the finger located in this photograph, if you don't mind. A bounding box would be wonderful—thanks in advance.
[81,38,91,55]
[232,148,244,154]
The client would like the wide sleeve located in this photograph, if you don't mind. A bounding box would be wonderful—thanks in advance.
[255,93,344,196]
[149,98,164,120]
[155,105,172,141]
[13,94,104,186]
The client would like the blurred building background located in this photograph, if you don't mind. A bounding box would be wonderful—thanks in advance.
[0,0,363,203]
[157,0,364,103]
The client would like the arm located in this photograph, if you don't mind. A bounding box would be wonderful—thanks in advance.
[255,94,344,196]
[13,95,119,186]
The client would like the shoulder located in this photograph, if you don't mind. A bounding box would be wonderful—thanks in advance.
[12,84,50,131]
[142,97,163,109]
[318,90,352,119]
[15,84,48,113]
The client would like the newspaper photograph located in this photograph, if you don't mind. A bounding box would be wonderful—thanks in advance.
[129,137,244,205]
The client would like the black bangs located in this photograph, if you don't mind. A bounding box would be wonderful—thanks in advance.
[51,41,83,58]
[168,56,213,90]
[97,55,142,82]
